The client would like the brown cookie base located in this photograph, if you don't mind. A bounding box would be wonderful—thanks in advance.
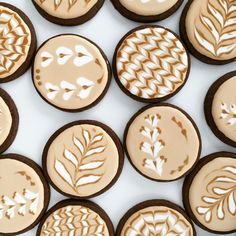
[32,0,105,26]
[0,89,19,154]
[0,154,50,236]
[42,120,124,199]
[0,2,37,83]
[183,152,236,234]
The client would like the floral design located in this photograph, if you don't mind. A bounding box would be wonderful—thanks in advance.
[220,103,236,125]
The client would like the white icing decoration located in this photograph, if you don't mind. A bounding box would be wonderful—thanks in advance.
[73,45,94,67]
[56,47,73,65]
[220,103,236,125]
[41,52,54,68]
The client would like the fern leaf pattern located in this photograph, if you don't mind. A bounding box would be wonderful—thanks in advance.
[220,102,236,125]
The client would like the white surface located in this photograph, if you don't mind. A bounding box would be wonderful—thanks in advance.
[1,0,236,235]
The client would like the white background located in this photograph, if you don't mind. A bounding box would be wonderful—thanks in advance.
[2,0,236,235]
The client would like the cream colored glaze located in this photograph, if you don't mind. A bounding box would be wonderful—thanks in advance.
[0,97,12,146]
[33,35,108,110]
[119,0,179,16]
[185,0,236,61]
[121,206,194,236]
[39,204,110,236]
[126,106,200,180]
[189,157,236,232]
[0,5,31,79]
[46,124,119,197]
[211,76,236,142]
[34,0,98,19]
[0,158,45,234]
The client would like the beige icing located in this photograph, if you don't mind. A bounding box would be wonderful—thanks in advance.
[211,76,236,142]
[119,0,179,16]
[189,157,236,232]
[0,97,12,146]
[34,0,99,19]
[126,106,200,181]
[121,206,194,236]
[39,204,109,236]
[0,5,31,79]
[33,35,109,110]
[0,158,45,234]
[185,0,236,61]
[46,124,119,197]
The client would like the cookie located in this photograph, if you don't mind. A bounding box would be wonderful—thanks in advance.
[32,0,105,26]
[37,199,114,236]
[116,199,196,236]
[111,0,183,22]
[0,3,37,83]
[124,103,201,182]
[180,0,236,65]
[183,152,236,234]
[32,34,111,112]
[205,71,236,147]
[0,89,19,154]
[0,154,50,235]
[113,25,190,103]
[42,120,124,198]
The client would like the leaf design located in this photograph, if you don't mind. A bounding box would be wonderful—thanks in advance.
[55,160,73,187]
[220,102,236,125]
[54,0,62,10]
[68,0,77,10]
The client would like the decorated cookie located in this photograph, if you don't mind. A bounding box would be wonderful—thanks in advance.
[42,120,124,198]
[124,104,201,181]
[180,0,236,65]
[37,199,114,236]
[111,0,183,22]
[32,0,105,26]
[0,154,50,235]
[32,34,111,112]
[205,71,236,147]
[116,200,196,236]
[0,89,19,154]
[0,3,36,83]
[183,152,236,234]
[113,26,190,103]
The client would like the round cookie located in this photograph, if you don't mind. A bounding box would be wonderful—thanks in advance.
[37,199,114,236]
[116,200,196,236]
[42,120,124,198]
[183,152,236,234]
[32,34,111,112]
[0,89,19,154]
[180,0,236,65]
[0,3,37,83]
[0,154,50,235]
[124,104,201,182]
[113,25,190,103]
[32,0,105,26]
[205,71,236,147]
[111,0,183,22]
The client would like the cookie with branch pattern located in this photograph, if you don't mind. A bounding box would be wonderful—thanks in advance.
[205,71,236,147]
[180,0,236,65]
[0,154,50,235]
[0,3,36,83]
[113,25,190,103]
[183,152,236,234]
[124,103,201,182]
[42,120,124,198]
[32,0,105,26]
[116,199,196,236]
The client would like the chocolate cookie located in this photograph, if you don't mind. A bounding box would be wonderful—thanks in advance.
[32,34,111,112]
[124,104,201,182]
[113,25,190,103]
[205,71,236,147]
[111,0,183,22]
[37,199,114,236]
[183,152,236,234]
[0,2,37,83]
[0,154,50,235]
[0,89,19,154]
[42,120,124,199]
[180,0,236,65]
[32,0,105,26]
[116,199,196,236]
